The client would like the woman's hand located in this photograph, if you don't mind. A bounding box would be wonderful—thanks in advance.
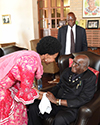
[46,91,57,104]
[32,87,44,100]
[32,87,39,92]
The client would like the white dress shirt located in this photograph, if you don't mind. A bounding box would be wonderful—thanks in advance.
[65,24,76,55]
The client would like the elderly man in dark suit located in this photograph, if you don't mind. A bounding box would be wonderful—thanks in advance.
[28,54,96,125]
[58,12,88,56]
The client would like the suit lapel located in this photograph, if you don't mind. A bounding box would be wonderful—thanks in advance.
[63,26,68,54]
[75,25,79,51]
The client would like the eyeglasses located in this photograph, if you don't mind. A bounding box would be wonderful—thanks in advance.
[72,60,80,66]
[66,19,75,22]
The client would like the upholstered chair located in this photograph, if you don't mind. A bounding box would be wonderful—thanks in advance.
[0,45,28,57]
[42,51,100,125]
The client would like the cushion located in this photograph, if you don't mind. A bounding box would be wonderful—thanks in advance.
[69,58,99,84]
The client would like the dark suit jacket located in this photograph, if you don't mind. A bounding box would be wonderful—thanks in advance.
[51,67,96,108]
[57,25,88,56]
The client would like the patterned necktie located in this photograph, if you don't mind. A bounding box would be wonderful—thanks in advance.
[71,28,75,53]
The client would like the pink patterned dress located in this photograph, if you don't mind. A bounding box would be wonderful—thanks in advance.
[0,54,43,125]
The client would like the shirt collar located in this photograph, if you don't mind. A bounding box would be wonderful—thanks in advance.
[68,24,76,30]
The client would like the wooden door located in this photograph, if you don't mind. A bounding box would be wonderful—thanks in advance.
[38,0,70,38]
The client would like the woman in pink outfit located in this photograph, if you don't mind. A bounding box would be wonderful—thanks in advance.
[0,36,61,125]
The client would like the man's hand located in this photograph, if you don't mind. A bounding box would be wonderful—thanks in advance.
[46,91,68,106]
[46,91,57,104]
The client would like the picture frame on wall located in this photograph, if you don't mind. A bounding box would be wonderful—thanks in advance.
[2,14,11,24]
[83,0,100,17]
[87,20,99,29]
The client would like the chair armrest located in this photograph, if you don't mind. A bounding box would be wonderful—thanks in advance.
[75,90,100,125]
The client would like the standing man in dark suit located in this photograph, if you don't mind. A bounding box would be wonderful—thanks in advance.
[58,12,88,56]
[28,54,96,125]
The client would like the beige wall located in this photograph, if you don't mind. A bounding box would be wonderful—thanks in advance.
[70,0,100,27]
[32,0,39,39]
[0,0,38,50]
[0,0,100,49]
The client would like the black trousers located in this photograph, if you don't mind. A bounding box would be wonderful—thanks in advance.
[28,99,78,125]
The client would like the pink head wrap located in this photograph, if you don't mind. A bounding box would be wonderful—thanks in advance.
[0,50,43,81]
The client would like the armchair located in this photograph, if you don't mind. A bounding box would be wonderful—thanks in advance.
[42,51,100,125]
[0,45,28,57]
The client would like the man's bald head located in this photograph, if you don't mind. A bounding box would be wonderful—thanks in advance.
[71,54,90,74]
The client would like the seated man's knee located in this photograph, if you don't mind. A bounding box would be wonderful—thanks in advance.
[53,113,67,125]
[53,110,77,125]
